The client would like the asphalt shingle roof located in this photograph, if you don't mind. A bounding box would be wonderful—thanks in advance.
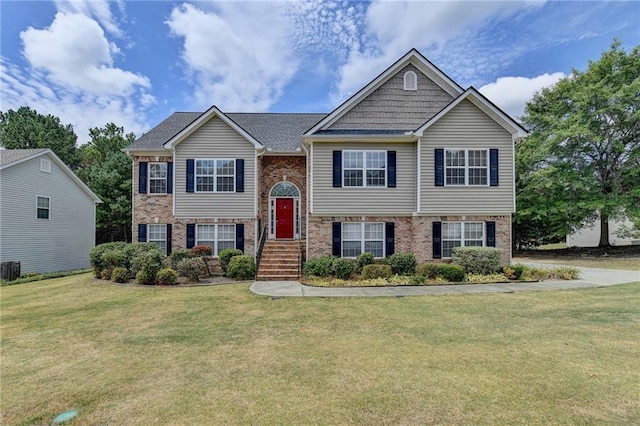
[127,112,327,152]
[0,149,48,166]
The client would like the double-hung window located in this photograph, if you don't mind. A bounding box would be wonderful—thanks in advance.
[36,196,50,219]
[342,222,385,257]
[149,163,168,194]
[445,149,488,186]
[195,159,235,192]
[148,224,167,254]
[343,151,386,187]
[442,222,484,258]
[196,224,236,256]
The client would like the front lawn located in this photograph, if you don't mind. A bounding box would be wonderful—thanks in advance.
[1,274,639,425]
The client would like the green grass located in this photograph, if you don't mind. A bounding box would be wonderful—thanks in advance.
[2,274,639,425]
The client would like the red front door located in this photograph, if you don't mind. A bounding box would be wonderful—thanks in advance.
[276,198,294,239]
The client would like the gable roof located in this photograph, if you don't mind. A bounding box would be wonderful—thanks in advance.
[125,112,201,151]
[0,149,102,203]
[414,87,528,138]
[304,48,465,135]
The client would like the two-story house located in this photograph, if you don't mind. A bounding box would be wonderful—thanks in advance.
[125,49,527,279]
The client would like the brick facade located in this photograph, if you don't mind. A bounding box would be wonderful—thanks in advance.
[308,214,512,264]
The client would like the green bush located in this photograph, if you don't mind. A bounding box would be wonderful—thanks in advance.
[219,248,243,275]
[303,256,337,277]
[136,269,156,285]
[227,255,256,280]
[101,268,112,280]
[111,267,128,283]
[512,264,525,280]
[416,263,440,279]
[157,268,178,285]
[90,242,128,277]
[357,252,376,270]
[451,247,503,275]
[190,245,213,258]
[101,249,126,269]
[409,275,427,285]
[127,243,164,277]
[167,249,191,269]
[387,253,417,275]
[439,264,466,282]
[334,258,358,279]
[176,257,206,282]
[131,250,163,278]
[361,264,393,279]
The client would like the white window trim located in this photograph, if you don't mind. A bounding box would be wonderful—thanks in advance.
[194,158,236,193]
[403,70,417,91]
[341,222,385,258]
[148,224,168,255]
[196,224,236,257]
[442,222,485,258]
[40,159,51,173]
[444,149,489,186]
[343,150,387,188]
[148,162,168,194]
[36,195,50,220]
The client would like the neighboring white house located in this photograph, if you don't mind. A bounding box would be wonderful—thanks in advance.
[567,214,640,247]
[0,149,102,273]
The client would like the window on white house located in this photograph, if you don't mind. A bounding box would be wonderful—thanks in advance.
[445,149,488,186]
[148,224,167,254]
[40,159,51,173]
[343,151,386,187]
[342,222,384,258]
[36,196,50,219]
[149,162,168,194]
[403,71,417,90]
[442,222,484,258]
[196,224,236,256]
[195,159,235,192]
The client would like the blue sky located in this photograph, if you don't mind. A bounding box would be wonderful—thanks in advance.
[1,1,638,144]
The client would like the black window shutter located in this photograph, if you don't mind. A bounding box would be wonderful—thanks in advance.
[385,222,395,257]
[166,224,172,254]
[435,149,444,186]
[489,149,499,186]
[186,159,195,193]
[235,159,244,193]
[138,224,147,243]
[486,221,496,247]
[332,222,342,256]
[167,162,173,194]
[235,224,245,252]
[387,151,396,188]
[432,221,442,259]
[186,224,196,248]
[333,151,342,188]
[139,162,148,194]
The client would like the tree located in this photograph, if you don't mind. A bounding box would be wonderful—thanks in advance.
[0,106,80,168]
[515,40,640,247]
[80,123,135,243]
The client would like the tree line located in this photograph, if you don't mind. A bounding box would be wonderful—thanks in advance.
[1,40,638,247]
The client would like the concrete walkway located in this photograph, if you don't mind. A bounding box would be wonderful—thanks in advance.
[250,262,639,298]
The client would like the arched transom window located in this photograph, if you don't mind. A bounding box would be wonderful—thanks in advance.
[403,70,417,91]
[270,181,300,197]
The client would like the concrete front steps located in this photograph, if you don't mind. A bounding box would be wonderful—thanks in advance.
[257,240,303,281]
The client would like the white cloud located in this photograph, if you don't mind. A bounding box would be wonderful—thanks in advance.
[54,0,124,36]
[479,72,566,119]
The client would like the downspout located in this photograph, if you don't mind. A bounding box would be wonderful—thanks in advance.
[301,140,311,263]
[256,147,266,262]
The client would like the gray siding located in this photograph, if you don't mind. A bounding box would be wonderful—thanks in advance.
[420,100,514,214]
[328,65,454,130]
[0,154,96,273]
[174,116,256,218]
[312,142,416,215]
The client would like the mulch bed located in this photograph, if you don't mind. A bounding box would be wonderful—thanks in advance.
[97,275,243,287]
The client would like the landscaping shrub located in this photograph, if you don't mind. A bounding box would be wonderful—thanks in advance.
[357,252,375,270]
[361,264,392,279]
[136,269,156,285]
[101,268,112,280]
[551,266,580,280]
[302,256,337,277]
[111,267,128,283]
[503,266,517,280]
[416,263,440,279]
[334,258,358,279]
[167,249,191,270]
[227,255,256,280]
[452,247,503,275]
[439,264,466,282]
[512,264,525,280]
[176,257,206,282]
[101,249,126,270]
[190,245,213,258]
[90,241,127,277]
[520,266,549,281]
[409,275,427,285]
[127,243,164,276]
[387,253,417,275]
[131,250,164,285]
[219,248,243,275]
[157,268,178,285]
